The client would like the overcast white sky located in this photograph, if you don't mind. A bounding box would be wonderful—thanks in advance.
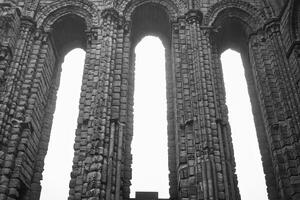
[40,36,267,200]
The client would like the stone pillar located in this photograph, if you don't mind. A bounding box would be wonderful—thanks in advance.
[171,9,241,200]
[0,3,21,132]
[67,24,102,200]
[23,29,58,200]
[203,30,241,200]
[67,8,130,200]
[0,16,35,200]
[97,9,131,200]
[263,20,300,200]
[247,31,282,200]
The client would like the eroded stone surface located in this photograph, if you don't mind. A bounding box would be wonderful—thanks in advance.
[0,0,299,200]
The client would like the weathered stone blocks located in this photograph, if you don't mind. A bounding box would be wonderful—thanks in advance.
[0,0,299,200]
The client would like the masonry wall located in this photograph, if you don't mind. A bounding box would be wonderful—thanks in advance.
[0,0,299,200]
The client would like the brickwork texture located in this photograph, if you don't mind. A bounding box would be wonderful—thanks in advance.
[0,0,299,200]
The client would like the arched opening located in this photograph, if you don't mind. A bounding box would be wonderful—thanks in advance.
[130,3,171,47]
[221,49,268,200]
[127,3,174,199]
[30,13,88,200]
[212,13,272,200]
[40,48,86,199]
[51,14,87,56]
[131,36,168,198]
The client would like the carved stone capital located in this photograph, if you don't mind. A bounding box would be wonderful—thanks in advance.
[264,18,280,35]
[101,8,131,34]
[250,33,267,47]
[185,9,203,24]
[20,16,36,32]
[101,8,120,22]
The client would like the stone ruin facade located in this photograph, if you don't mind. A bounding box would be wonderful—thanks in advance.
[0,0,299,200]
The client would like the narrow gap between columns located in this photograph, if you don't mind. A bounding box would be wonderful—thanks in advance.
[220,49,268,200]
[130,36,169,199]
[40,48,86,200]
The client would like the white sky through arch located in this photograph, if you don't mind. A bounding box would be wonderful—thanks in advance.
[40,48,86,200]
[40,40,268,200]
[131,36,169,198]
[221,49,268,200]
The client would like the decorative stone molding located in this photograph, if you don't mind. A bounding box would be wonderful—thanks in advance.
[0,1,299,200]
[101,8,120,22]
[185,9,203,24]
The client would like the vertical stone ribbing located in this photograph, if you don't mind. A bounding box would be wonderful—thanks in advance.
[171,9,241,200]
[67,8,130,200]
[167,30,177,199]
[0,4,20,140]
[118,22,131,200]
[203,29,241,200]
[14,30,53,200]
[264,20,300,200]
[68,26,102,200]
[210,42,232,200]
[100,9,119,200]
[1,1,300,200]
[0,15,36,200]
[247,32,281,200]
[171,16,189,199]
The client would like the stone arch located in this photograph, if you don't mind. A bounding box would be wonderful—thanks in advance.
[204,0,266,31]
[20,3,99,200]
[33,1,100,58]
[127,2,172,46]
[121,0,181,22]
[206,2,279,200]
[121,2,177,199]
[204,1,267,53]
[35,0,99,31]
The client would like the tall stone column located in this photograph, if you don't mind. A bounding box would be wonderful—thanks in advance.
[0,16,35,200]
[67,8,131,200]
[202,29,241,200]
[171,9,241,200]
[0,2,21,140]
[67,24,103,200]
[263,20,300,200]
[247,31,282,200]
